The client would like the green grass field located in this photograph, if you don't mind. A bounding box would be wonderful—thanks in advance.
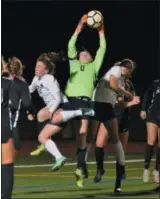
[13,153,159,198]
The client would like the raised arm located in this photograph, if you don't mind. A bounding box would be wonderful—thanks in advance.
[93,25,107,74]
[68,14,87,60]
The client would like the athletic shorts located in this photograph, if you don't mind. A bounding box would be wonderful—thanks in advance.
[118,110,130,133]
[1,110,12,143]
[146,112,160,126]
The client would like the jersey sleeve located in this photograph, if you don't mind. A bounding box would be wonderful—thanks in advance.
[104,66,121,81]
[93,34,106,75]
[45,76,62,113]
[141,85,153,111]
[29,76,37,93]
[68,33,78,60]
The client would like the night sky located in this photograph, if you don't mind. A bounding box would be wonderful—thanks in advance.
[2,1,159,94]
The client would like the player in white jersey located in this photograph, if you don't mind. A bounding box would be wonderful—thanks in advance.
[29,52,94,171]
[90,59,140,193]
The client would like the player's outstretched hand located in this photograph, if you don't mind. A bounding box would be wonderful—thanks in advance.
[76,14,87,33]
[79,14,87,25]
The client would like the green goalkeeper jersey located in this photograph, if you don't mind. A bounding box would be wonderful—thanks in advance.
[65,33,106,98]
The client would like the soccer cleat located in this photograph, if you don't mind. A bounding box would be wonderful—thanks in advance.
[75,168,84,188]
[80,108,95,117]
[114,188,121,195]
[143,169,150,183]
[152,170,159,184]
[52,156,67,171]
[30,144,45,156]
[94,169,105,183]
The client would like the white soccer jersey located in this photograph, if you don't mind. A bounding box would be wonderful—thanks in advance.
[103,65,125,89]
[93,66,125,106]
[29,74,68,113]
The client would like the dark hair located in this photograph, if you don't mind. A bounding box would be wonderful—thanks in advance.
[7,57,23,76]
[37,51,66,74]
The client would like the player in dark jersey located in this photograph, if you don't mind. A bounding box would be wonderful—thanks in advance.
[1,56,34,199]
[140,80,160,186]
[7,57,35,154]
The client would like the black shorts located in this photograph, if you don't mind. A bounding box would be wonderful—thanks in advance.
[93,101,115,122]
[1,110,12,143]
[118,110,130,133]
[146,112,160,126]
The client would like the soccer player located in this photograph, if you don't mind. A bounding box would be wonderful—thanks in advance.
[1,57,33,199]
[92,59,139,193]
[30,52,66,156]
[7,57,34,155]
[29,52,94,171]
[64,14,106,186]
[140,79,160,184]
[93,78,137,182]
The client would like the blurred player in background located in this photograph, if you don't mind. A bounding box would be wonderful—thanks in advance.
[140,79,160,184]
[64,14,106,187]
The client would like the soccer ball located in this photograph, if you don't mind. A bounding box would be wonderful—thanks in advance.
[87,10,103,29]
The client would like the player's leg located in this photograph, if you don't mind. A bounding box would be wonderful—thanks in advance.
[84,119,100,178]
[30,107,49,156]
[38,122,66,171]
[152,127,160,193]
[143,122,158,183]
[103,118,125,193]
[94,122,109,183]
[75,119,89,188]
[2,138,15,199]
[153,127,160,184]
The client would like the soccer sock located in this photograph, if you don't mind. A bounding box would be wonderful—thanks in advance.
[2,163,14,199]
[45,139,63,160]
[114,141,125,166]
[144,144,154,169]
[60,110,83,122]
[115,162,125,190]
[95,147,104,170]
[85,143,92,162]
[77,147,87,169]
[155,147,160,171]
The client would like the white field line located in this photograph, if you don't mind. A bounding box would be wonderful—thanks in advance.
[15,158,155,168]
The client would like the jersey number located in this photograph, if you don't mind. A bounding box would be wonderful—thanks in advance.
[80,65,84,71]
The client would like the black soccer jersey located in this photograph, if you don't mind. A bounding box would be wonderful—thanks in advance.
[141,80,160,115]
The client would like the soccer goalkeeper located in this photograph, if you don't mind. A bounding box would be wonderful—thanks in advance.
[65,14,106,187]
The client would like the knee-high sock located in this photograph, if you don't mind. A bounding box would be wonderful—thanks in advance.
[95,147,104,170]
[144,144,154,169]
[114,141,125,166]
[44,139,63,160]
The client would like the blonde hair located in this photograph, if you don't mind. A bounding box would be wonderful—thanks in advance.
[7,57,23,76]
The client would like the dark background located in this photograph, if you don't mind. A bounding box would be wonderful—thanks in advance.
[2,1,159,141]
